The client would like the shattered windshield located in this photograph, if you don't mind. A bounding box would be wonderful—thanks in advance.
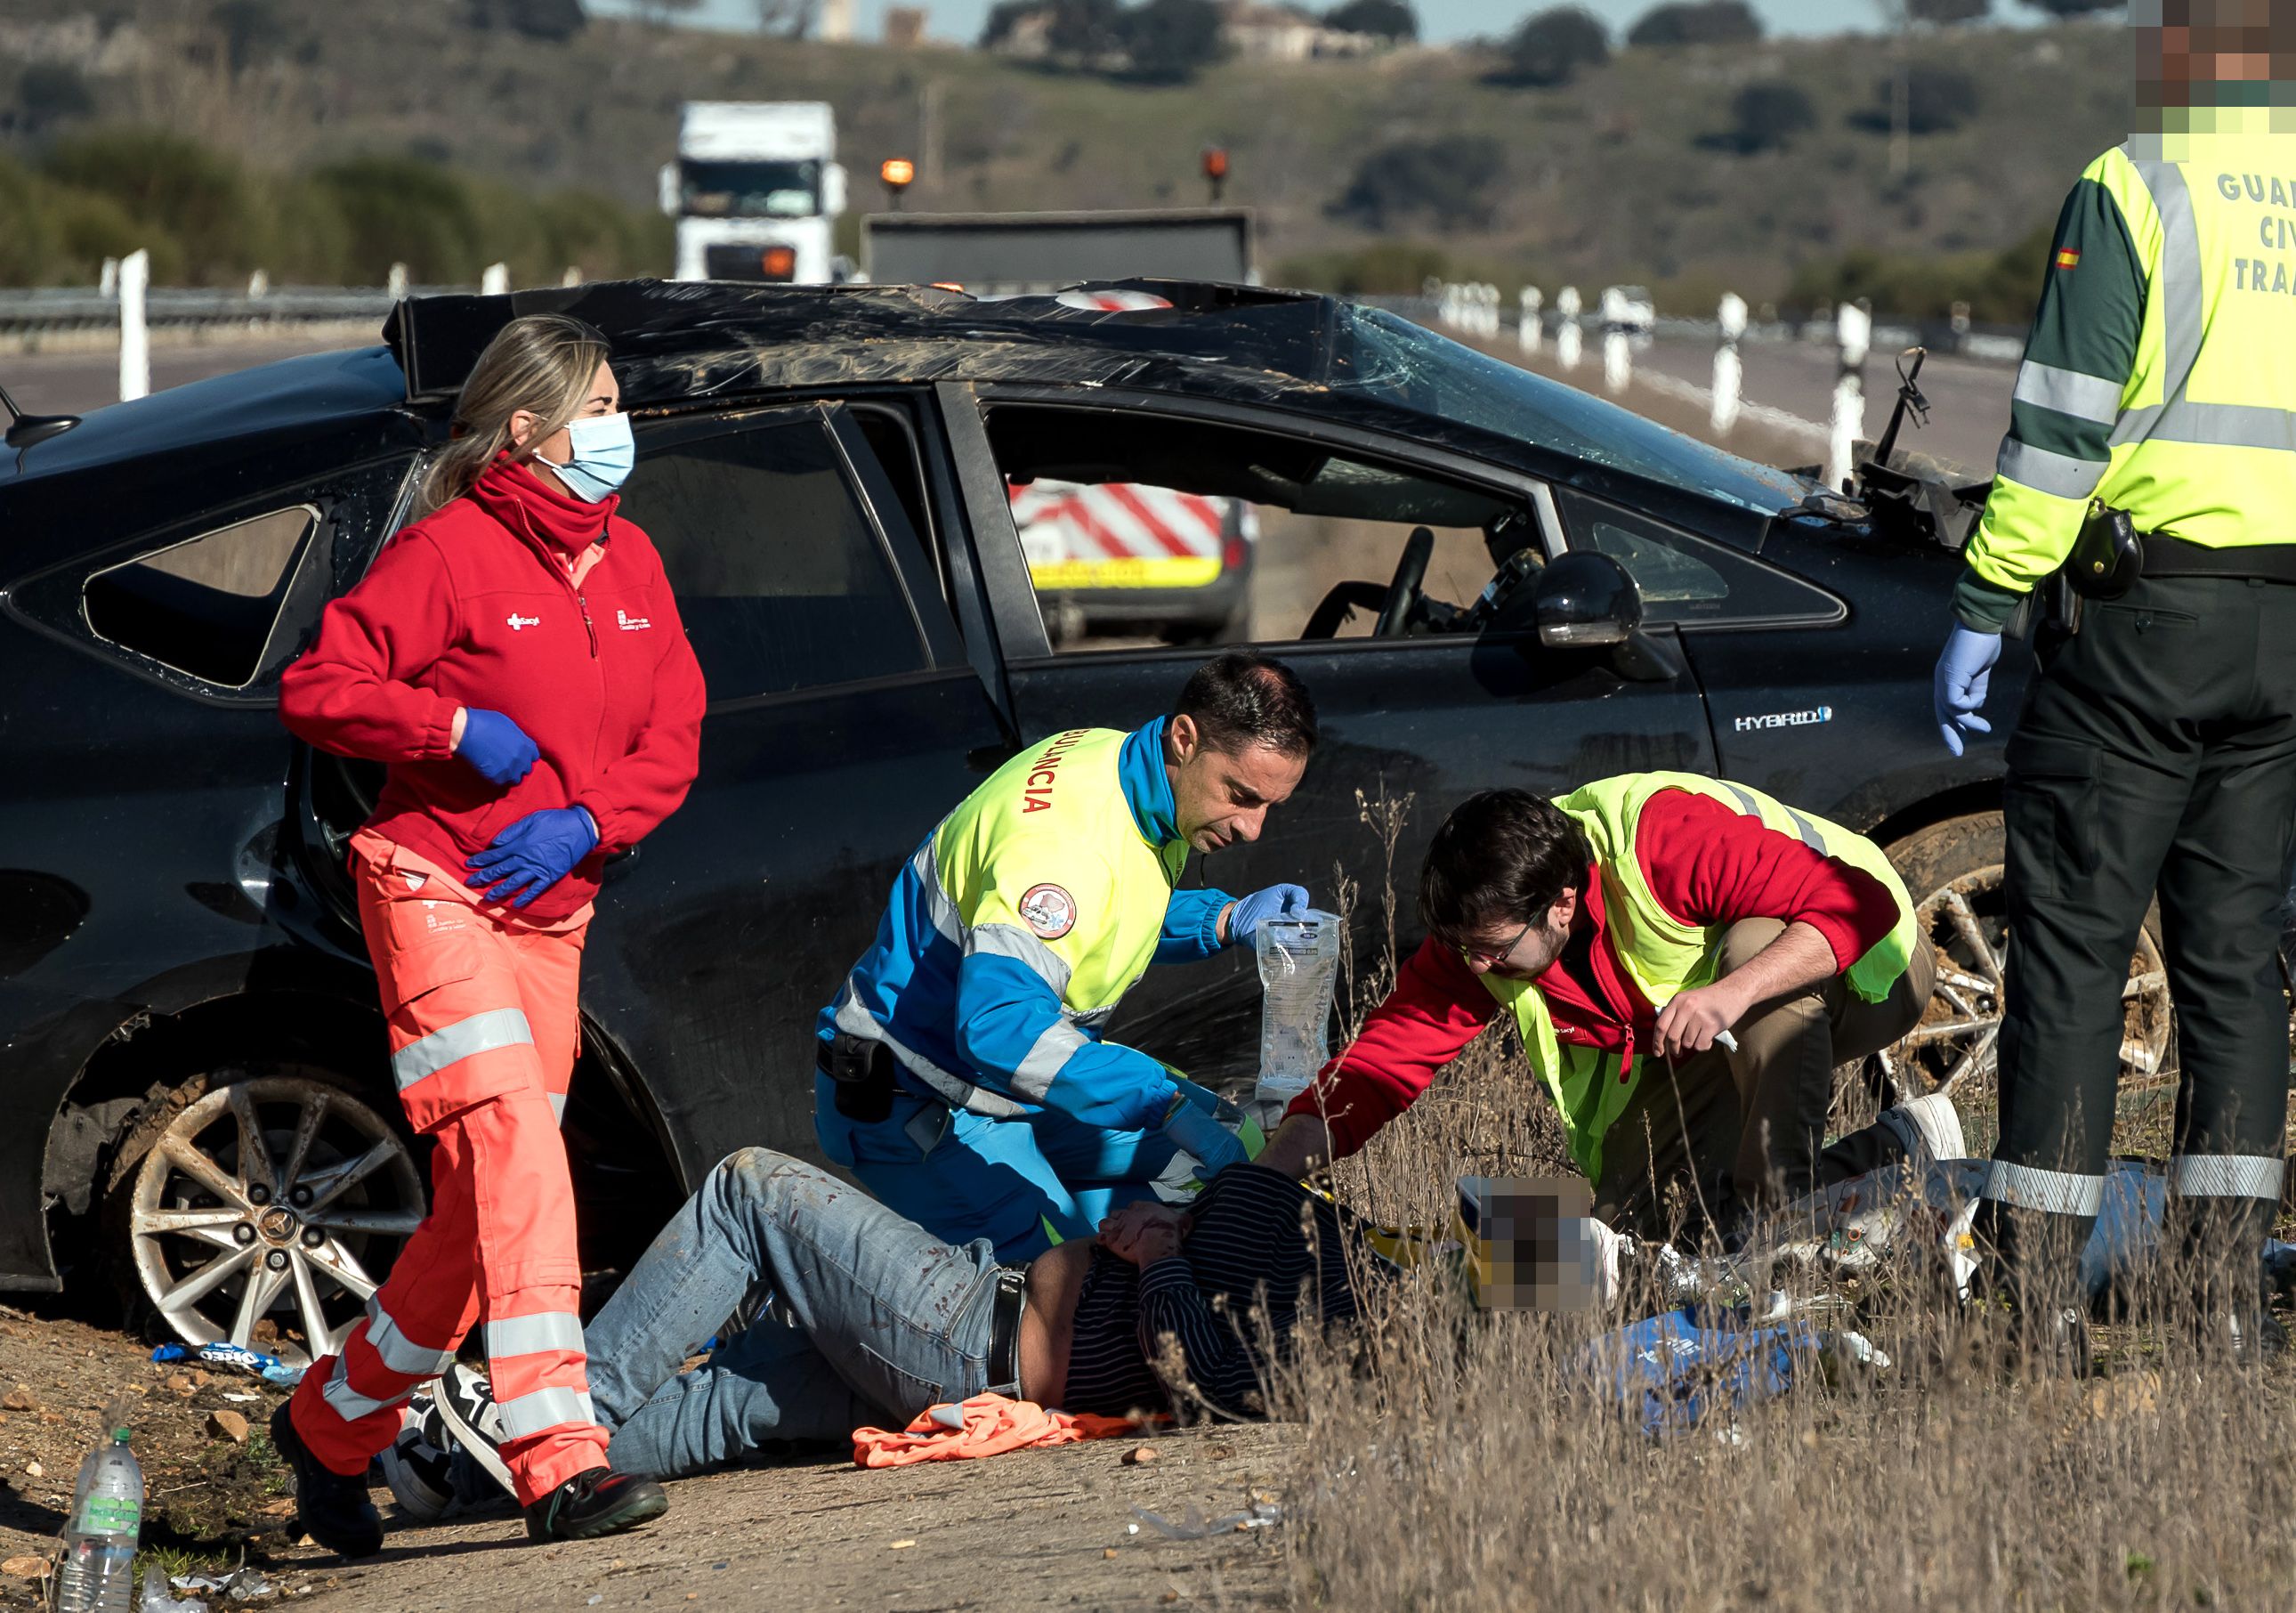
[1337,305,1813,517]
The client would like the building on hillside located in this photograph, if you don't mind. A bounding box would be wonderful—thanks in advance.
[1219,1,1382,61]
[883,5,929,45]
[819,0,855,40]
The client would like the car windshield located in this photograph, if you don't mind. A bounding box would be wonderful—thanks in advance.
[1336,305,1814,517]
[680,158,821,219]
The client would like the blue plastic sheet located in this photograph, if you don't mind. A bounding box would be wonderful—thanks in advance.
[1576,1307,1822,1437]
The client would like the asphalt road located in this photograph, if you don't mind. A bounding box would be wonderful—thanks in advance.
[3,332,374,419]
[1626,334,2014,479]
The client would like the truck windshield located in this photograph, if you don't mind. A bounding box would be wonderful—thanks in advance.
[680,158,821,219]
[1337,305,1813,517]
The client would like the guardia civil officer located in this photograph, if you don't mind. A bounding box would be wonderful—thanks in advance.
[814,652,1317,1262]
[1933,10,2296,1358]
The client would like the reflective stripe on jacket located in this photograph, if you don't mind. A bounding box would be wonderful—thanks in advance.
[821,719,1233,1130]
[1962,116,2296,620]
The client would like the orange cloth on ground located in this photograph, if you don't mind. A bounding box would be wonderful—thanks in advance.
[853,1394,1144,1467]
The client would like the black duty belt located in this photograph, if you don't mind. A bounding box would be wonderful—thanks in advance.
[2139,533,2296,585]
[984,1265,1029,1398]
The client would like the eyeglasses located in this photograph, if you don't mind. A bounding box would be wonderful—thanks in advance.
[1460,918,1536,969]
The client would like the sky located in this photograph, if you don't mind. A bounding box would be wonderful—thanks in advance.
[587,0,2075,51]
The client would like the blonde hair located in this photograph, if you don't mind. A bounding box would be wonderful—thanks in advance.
[417,312,612,516]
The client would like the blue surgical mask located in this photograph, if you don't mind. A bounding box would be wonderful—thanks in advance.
[534,411,635,502]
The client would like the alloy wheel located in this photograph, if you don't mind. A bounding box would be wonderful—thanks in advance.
[126,1075,425,1365]
[1867,863,2176,1159]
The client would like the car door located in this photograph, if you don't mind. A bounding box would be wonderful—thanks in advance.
[533,399,1013,1183]
[935,383,1716,1083]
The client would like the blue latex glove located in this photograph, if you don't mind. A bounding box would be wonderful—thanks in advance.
[1162,1076,1254,1181]
[1932,626,2003,758]
[456,708,539,787]
[1225,883,1311,945]
[466,807,598,908]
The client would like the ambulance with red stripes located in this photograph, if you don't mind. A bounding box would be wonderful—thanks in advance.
[1008,289,1257,644]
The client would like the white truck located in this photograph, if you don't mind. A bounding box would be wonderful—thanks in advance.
[659,101,848,284]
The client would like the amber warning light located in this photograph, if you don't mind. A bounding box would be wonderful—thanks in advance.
[1201,146,1229,204]
[881,158,917,210]
[760,246,797,281]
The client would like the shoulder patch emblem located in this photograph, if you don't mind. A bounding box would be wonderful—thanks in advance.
[2053,247,2081,271]
[1018,883,1078,941]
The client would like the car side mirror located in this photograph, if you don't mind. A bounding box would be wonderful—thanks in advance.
[1532,551,1642,648]
[1520,551,1683,683]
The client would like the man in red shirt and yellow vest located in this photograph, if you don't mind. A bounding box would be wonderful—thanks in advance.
[1256,774,1955,1239]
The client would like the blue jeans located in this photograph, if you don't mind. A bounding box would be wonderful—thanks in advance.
[578,1148,1007,1481]
[813,1073,1182,1261]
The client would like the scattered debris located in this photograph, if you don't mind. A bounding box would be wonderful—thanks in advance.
[1127,1501,1282,1539]
[150,1343,303,1390]
[1,1555,49,1579]
[889,1539,917,1549]
[142,1564,208,1613]
[171,1566,278,1604]
[0,1387,35,1412]
[25,1460,44,1479]
[205,1410,250,1445]
[1122,1445,1160,1466]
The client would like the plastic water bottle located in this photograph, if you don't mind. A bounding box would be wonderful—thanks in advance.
[1251,909,1340,1128]
[54,1426,141,1613]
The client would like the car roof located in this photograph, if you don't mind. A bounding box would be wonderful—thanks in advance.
[386,278,1341,405]
[0,345,411,489]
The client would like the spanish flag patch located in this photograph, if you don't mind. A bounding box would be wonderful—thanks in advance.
[2054,247,2082,270]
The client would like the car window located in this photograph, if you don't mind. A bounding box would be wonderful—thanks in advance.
[1555,490,1843,629]
[982,403,1530,653]
[618,415,931,699]
[82,506,318,689]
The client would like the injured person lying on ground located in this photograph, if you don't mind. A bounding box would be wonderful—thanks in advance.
[381,1147,1383,1512]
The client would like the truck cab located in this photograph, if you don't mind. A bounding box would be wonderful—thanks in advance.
[659,101,849,285]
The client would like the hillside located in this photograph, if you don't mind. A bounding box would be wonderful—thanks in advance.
[0,0,2129,308]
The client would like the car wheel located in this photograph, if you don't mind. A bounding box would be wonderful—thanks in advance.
[1848,812,2178,1160]
[106,1065,426,1366]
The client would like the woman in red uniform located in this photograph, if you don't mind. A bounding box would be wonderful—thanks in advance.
[272,313,705,1554]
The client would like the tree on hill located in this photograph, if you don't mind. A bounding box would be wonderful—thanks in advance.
[1328,134,1506,230]
[2017,0,2115,13]
[465,0,587,39]
[980,0,1037,45]
[15,64,96,132]
[1326,0,1418,41]
[1626,1,1760,46]
[1119,0,1226,81]
[1718,80,1815,152]
[1496,6,1608,87]
[1902,0,1988,21]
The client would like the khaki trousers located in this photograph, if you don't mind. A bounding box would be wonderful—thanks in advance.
[1593,919,1935,1241]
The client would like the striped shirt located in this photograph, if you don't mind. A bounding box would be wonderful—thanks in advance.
[1058,1165,1379,1420]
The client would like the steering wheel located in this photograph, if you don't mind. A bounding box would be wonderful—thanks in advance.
[1374,526,1435,637]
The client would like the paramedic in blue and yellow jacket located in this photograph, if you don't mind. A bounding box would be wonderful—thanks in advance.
[814,652,1319,1261]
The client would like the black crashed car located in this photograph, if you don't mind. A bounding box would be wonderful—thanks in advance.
[0,278,2176,1360]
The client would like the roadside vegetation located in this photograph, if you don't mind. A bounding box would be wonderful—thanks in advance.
[1265,809,2296,1612]
[0,0,2129,317]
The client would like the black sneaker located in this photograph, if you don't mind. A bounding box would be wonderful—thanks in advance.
[430,1361,513,1497]
[524,1467,668,1543]
[377,1392,455,1524]
[268,1402,384,1560]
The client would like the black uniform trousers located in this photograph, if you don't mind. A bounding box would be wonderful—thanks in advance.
[1979,572,2296,1287]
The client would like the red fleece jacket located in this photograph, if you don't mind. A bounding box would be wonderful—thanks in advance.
[279,456,706,922]
[1284,788,1903,1156]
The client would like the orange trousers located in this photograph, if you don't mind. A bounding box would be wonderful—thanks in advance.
[287,835,609,1506]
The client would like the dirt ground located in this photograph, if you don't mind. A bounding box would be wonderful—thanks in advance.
[0,1299,1294,1610]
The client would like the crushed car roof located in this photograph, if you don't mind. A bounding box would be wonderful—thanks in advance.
[386,278,1345,405]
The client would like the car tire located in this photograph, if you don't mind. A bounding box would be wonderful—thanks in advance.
[1846,811,2179,1161]
[101,1062,427,1366]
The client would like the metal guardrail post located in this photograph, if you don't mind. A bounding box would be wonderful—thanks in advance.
[1556,286,1581,372]
[1518,286,1541,355]
[1827,299,1872,490]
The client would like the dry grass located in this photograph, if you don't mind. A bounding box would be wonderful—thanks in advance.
[1249,822,2296,1613]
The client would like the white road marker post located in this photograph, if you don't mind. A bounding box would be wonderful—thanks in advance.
[247,269,268,299]
[1556,286,1581,372]
[386,262,408,302]
[1827,298,1872,491]
[1710,291,1747,436]
[117,248,150,403]
[481,262,510,296]
[99,256,118,296]
[1600,286,1633,393]
[1518,286,1542,355]
[562,265,583,288]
